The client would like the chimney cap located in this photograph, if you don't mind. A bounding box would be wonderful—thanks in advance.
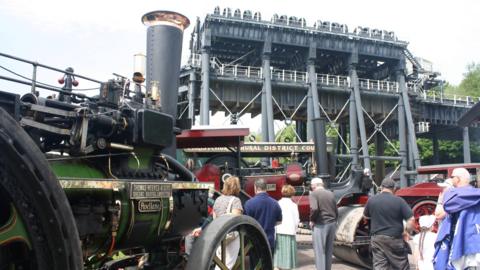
[142,10,190,31]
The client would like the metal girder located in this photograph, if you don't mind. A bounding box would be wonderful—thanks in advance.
[397,72,421,169]
[200,49,210,125]
[351,67,371,171]
[272,96,304,142]
[360,105,400,155]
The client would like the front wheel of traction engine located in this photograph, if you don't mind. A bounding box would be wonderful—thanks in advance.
[186,215,273,270]
[0,108,83,269]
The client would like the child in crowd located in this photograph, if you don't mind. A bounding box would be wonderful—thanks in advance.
[413,215,437,270]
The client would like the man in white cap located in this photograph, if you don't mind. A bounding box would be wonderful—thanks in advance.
[309,177,338,270]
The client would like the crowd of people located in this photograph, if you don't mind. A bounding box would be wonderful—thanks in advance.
[185,166,480,270]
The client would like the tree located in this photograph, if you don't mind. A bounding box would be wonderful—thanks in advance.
[275,124,297,142]
[458,62,480,97]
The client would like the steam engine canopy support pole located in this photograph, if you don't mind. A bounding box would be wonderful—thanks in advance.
[398,93,408,188]
[143,10,190,157]
[349,50,370,172]
[463,127,471,163]
[262,37,274,142]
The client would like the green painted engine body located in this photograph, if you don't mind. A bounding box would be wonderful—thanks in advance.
[48,149,212,256]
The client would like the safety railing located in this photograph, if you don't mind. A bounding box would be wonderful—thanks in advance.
[358,79,399,92]
[272,69,308,82]
[219,64,262,78]
[317,74,350,88]
[190,54,201,67]
[419,90,480,106]
[189,54,478,105]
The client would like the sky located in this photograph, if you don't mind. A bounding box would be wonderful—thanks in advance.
[0,0,479,129]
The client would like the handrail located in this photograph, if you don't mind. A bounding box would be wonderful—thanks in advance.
[0,52,102,84]
[189,54,478,105]
[0,52,102,97]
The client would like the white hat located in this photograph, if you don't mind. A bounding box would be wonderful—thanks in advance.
[437,178,453,188]
[451,168,471,181]
[311,177,323,185]
[419,215,436,228]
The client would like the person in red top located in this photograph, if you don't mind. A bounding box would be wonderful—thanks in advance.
[272,158,280,168]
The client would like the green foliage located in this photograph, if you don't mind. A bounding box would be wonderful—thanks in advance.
[417,138,433,164]
[440,62,480,97]
[458,63,480,97]
[431,81,457,95]
[275,124,297,142]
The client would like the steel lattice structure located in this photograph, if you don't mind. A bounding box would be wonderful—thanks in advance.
[178,7,479,186]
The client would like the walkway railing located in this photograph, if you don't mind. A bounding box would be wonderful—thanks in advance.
[189,54,478,106]
[419,90,480,106]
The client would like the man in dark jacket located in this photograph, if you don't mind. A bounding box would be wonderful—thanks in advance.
[363,178,414,270]
[309,177,338,270]
[244,178,282,253]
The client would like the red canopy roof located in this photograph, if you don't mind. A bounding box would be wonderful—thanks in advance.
[176,127,249,148]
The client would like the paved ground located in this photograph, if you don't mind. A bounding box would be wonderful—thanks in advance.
[295,233,364,270]
[295,232,415,270]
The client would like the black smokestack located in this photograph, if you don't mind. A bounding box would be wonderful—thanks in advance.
[142,10,190,156]
[142,10,189,117]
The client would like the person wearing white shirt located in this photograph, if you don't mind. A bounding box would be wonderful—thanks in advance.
[274,185,300,270]
[413,215,437,270]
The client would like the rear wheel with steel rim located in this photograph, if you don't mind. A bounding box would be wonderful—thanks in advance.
[186,215,272,270]
[0,108,83,270]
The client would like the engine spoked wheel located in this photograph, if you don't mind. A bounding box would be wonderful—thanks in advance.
[412,200,438,232]
[0,108,83,270]
[186,215,272,270]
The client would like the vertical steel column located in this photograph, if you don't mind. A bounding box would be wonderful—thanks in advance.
[408,142,414,174]
[375,133,385,186]
[340,123,348,154]
[262,41,274,142]
[463,127,471,163]
[306,88,314,141]
[200,48,210,125]
[397,71,421,169]
[313,117,329,180]
[432,134,440,164]
[188,72,196,123]
[349,91,359,168]
[308,61,321,118]
[306,42,318,141]
[350,66,371,171]
[398,95,408,188]
[261,86,269,141]
[296,120,307,142]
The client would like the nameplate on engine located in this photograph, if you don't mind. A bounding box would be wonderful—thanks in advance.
[266,183,277,191]
[129,183,172,199]
[138,199,162,212]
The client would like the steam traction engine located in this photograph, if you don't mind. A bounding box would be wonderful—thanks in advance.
[0,11,272,270]
[178,126,374,267]
[178,128,470,268]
